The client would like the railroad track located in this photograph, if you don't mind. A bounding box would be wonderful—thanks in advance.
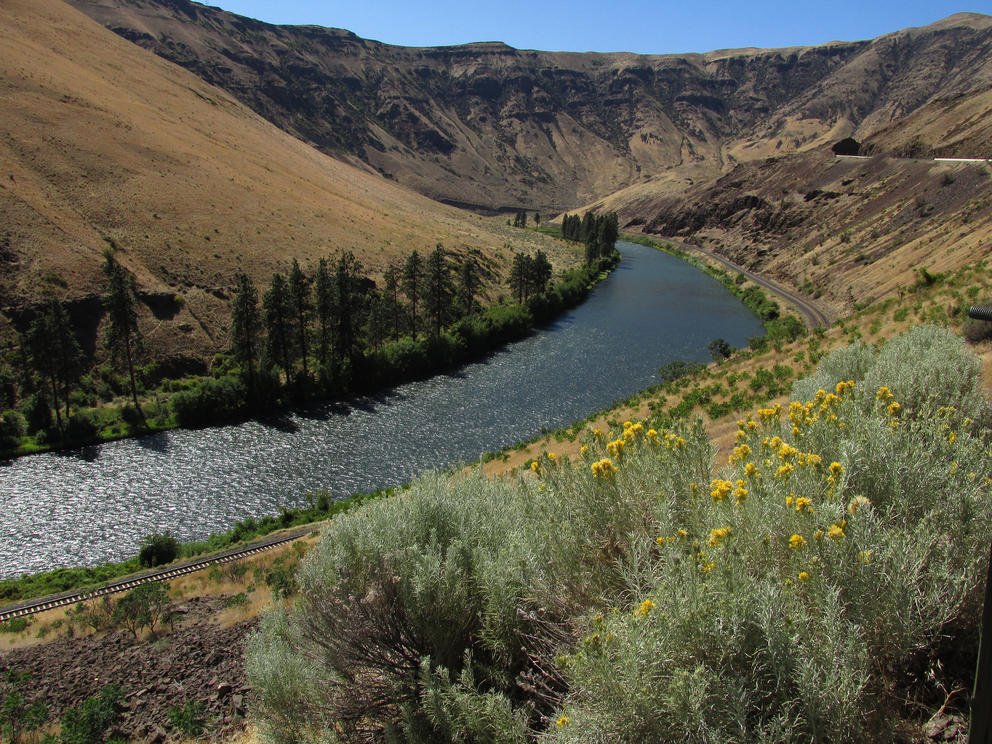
[661,238,833,329]
[0,525,320,623]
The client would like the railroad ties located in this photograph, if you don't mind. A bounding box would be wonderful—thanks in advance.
[0,525,320,624]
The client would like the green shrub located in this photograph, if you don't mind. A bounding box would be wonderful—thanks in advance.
[138,532,179,568]
[0,617,29,634]
[0,410,25,449]
[169,699,207,737]
[248,327,991,743]
[59,684,123,744]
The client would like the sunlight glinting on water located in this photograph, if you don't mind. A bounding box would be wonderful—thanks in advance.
[0,242,764,578]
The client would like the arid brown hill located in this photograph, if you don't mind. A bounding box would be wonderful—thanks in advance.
[66,1,992,212]
[0,0,565,363]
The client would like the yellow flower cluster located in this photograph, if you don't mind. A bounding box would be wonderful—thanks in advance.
[556,716,569,727]
[835,380,855,396]
[710,479,733,502]
[876,386,894,402]
[591,458,617,479]
[789,534,806,550]
[729,443,752,463]
[708,526,732,547]
[775,463,794,480]
[733,482,748,505]
[745,462,759,478]
[622,421,645,441]
[606,439,625,459]
[794,496,813,513]
[757,405,780,422]
[635,598,656,616]
[798,571,811,582]
[778,443,798,461]
[827,522,845,540]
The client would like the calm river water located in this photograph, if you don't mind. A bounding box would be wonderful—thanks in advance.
[0,242,763,579]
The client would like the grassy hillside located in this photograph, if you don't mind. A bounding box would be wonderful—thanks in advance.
[582,151,992,320]
[0,0,571,364]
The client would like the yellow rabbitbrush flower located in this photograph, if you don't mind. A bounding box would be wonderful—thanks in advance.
[794,497,813,513]
[730,443,752,463]
[733,483,748,505]
[606,439,625,459]
[710,479,733,502]
[827,523,845,540]
[876,386,894,402]
[708,526,732,547]
[555,716,568,727]
[798,571,811,582]
[635,598,656,616]
[591,458,617,479]
[789,534,806,550]
[775,464,794,479]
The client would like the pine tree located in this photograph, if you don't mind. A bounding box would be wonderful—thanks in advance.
[230,273,261,395]
[531,250,552,294]
[288,258,311,382]
[102,250,145,426]
[508,253,531,304]
[383,263,402,341]
[263,272,293,379]
[315,258,333,372]
[402,250,423,339]
[24,300,83,432]
[365,290,389,353]
[456,258,479,317]
[332,251,365,370]
[424,245,453,338]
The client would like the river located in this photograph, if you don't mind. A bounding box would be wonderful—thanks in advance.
[0,241,764,579]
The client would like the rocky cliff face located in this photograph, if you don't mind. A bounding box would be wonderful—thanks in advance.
[67,1,992,212]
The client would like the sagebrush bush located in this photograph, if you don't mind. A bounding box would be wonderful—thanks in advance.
[248,325,991,744]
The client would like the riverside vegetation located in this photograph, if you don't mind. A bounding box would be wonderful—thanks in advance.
[0,213,619,459]
[247,323,991,743]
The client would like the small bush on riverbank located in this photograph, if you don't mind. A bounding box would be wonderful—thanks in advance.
[248,325,991,743]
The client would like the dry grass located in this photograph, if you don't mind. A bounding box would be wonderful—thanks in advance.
[0,0,573,359]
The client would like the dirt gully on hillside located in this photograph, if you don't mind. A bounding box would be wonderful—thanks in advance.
[0,596,255,743]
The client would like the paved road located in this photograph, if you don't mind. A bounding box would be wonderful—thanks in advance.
[661,237,833,329]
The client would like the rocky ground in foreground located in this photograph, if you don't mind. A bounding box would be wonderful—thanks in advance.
[0,596,256,742]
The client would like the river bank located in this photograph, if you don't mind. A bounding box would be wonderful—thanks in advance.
[0,252,617,462]
[0,240,764,581]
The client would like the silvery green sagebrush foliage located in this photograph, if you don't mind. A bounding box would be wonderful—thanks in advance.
[248,325,991,744]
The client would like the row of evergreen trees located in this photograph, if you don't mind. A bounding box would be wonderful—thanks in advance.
[561,210,620,264]
[0,250,146,447]
[229,245,482,396]
[1,236,618,448]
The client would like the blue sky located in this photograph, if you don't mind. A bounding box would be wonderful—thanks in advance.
[204,1,986,54]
